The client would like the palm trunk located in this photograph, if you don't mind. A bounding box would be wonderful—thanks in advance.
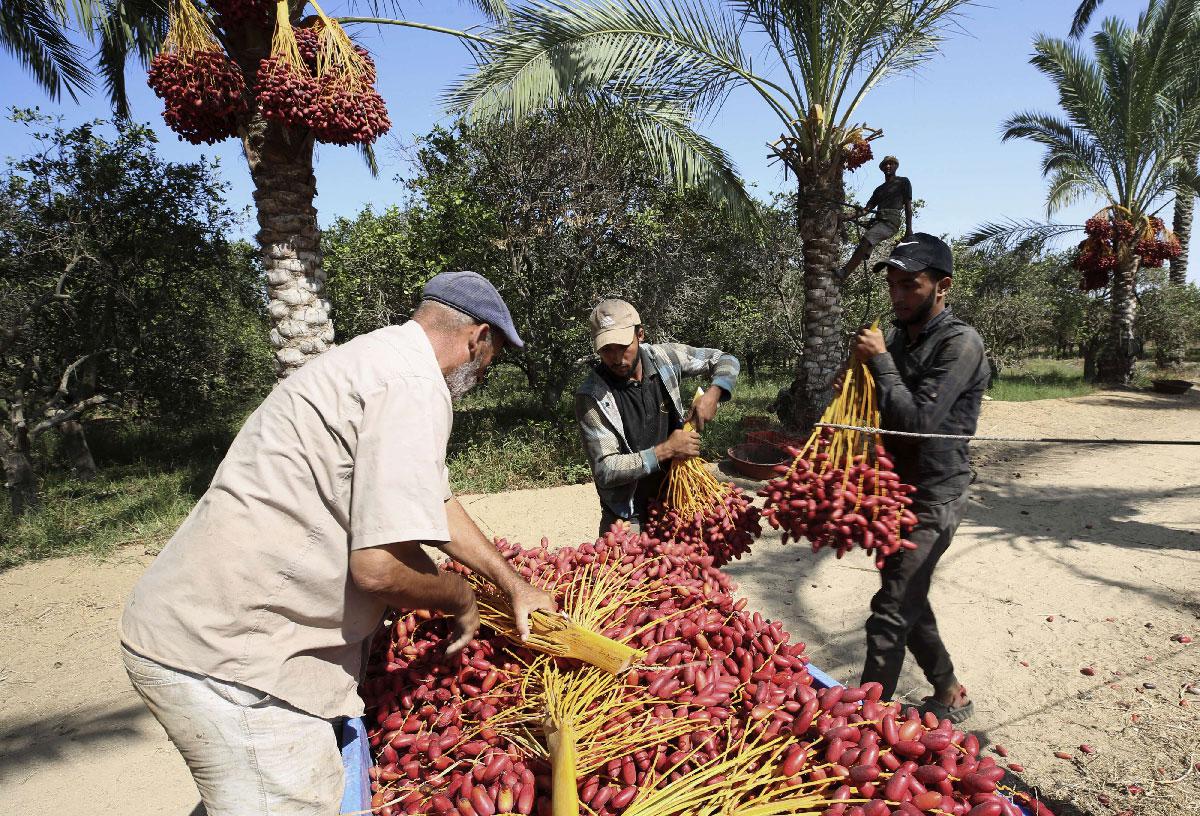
[1,428,39,517]
[243,119,333,378]
[1096,250,1139,386]
[1169,184,1193,286]
[784,169,846,430]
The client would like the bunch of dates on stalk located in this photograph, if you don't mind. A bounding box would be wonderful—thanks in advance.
[256,25,390,145]
[760,429,919,569]
[360,526,817,815]
[309,79,390,145]
[844,137,874,171]
[644,485,762,567]
[147,49,247,144]
[782,683,1055,816]
[360,614,548,816]
[206,0,273,28]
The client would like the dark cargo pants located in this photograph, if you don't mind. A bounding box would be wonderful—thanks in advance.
[860,492,968,701]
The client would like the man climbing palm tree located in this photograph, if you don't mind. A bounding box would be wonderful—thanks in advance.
[840,156,914,277]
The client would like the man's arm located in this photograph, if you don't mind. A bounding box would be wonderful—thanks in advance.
[661,344,740,430]
[903,179,914,238]
[349,542,479,655]
[348,501,557,655]
[852,327,984,434]
[574,392,697,489]
[434,498,556,641]
[861,187,881,215]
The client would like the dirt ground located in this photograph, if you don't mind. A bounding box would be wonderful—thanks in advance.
[1,390,1198,816]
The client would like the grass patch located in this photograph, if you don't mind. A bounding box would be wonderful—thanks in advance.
[0,464,204,570]
[987,359,1096,402]
[0,417,239,571]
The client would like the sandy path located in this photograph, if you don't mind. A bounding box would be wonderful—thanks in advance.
[1,391,1198,815]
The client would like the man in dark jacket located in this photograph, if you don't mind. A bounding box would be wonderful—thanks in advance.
[848,233,989,723]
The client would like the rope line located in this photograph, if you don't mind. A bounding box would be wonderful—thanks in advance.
[814,422,1200,446]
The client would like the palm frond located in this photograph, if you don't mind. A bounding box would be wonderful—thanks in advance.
[1070,0,1107,38]
[1045,166,1108,215]
[0,0,93,101]
[93,0,167,117]
[1008,0,1200,225]
[357,142,380,176]
[966,218,1083,249]
[446,0,787,126]
[624,99,754,221]
[461,0,510,23]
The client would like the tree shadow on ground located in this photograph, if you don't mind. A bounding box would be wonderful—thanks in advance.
[0,699,205,815]
[0,700,144,773]
[1074,388,1200,411]
[722,430,1197,816]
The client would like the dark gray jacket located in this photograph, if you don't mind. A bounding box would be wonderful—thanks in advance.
[866,309,989,503]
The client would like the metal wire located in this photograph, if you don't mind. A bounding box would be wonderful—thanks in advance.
[814,422,1200,446]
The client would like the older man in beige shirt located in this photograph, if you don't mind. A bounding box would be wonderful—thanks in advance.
[120,271,554,815]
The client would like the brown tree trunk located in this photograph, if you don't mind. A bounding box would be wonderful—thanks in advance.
[1096,250,1139,386]
[1,429,39,517]
[783,168,847,430]
[58,419,98,481]
[1170,183,1193,286]
[242,118,333,378]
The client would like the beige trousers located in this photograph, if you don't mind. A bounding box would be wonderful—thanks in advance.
[121,645,345,815]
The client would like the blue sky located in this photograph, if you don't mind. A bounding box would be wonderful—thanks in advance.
[3,0,1196,283]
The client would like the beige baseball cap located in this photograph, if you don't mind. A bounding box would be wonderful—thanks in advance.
[589,299,641,351]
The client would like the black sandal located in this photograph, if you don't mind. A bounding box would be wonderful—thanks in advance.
[918,695,975,724]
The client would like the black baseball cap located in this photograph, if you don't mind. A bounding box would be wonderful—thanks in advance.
[873,232,953,276]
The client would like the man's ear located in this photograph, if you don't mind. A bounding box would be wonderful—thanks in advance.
[938,277,953,297]
[636,327,646,342]
[469,323,491,355]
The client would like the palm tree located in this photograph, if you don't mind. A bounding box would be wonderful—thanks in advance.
[447,0,972,428]
[974,0,1200,385]
[4,0,507,377]
[1072,0,1197,285]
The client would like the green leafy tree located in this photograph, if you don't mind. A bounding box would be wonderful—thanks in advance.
[1137,271,1200,366]
[0,112,271,515]
[950,239,1087,377]
[449,0,973,428]
[973,0,1200,385]
[403,108,665,411]
[323,206,426,341]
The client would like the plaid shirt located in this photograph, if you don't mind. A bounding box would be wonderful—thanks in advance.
[575,342,739,521]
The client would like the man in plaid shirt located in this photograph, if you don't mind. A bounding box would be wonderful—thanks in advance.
[575,299,740,535]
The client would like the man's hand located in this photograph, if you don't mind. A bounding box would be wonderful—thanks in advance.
[655,428,700,462]
[831,363,849,394]
[444,591,480,656]
[506,581,558,642]
[851,326,888,362]
[687,387,722,431]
